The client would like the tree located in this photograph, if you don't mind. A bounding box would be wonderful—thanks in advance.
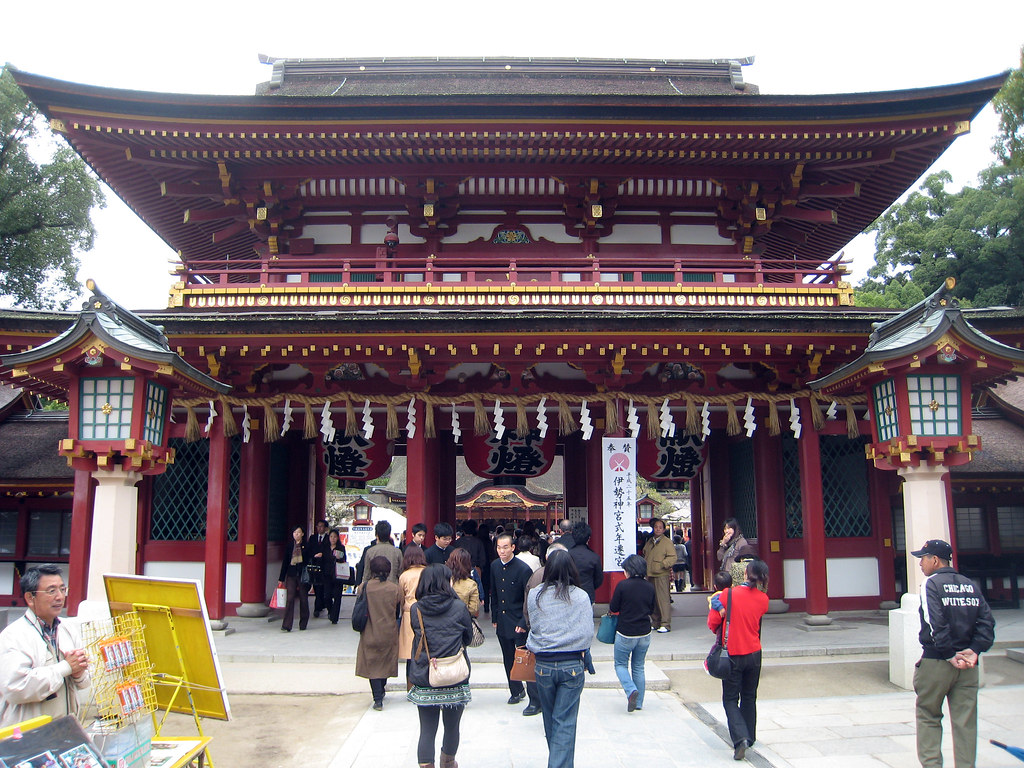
[858,47,1024,309]
[0,67,104,308]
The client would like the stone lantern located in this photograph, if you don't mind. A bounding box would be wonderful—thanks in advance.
[810,278,1024,686]
[1,281,229,605]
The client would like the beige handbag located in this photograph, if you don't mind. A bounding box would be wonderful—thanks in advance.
[416,609,469,687]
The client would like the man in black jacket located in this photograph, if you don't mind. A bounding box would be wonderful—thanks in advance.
[912,538,995,768]
[424,522,455,564]
[490,533,538,714]
[568,521,604,603]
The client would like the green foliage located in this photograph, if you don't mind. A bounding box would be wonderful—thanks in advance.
[863,49,1024,310]
[993,47,1024,168]
[854,277,927,309]
[866,166,1024,308]
[0,67,104,308]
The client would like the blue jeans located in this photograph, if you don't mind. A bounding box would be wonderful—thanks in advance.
[534,656,586,768]
[613,631,651,707]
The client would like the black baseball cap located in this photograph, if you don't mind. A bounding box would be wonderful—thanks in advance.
[911,539,953,560]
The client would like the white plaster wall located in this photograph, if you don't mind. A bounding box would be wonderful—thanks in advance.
[783,556,881,600]
[301,224,352,245]
[598,224,662,244]
[826,557,880,597]
[783,558,806,599]
[528,223,579,244]
[670,223,734,245]
[0,562,15,595]
[144,561,204,583]
[142,561,242,603]
[439,223,497,244]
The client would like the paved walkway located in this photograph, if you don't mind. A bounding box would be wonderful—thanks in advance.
[208,596,1024,767]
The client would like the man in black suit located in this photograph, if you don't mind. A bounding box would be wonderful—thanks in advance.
[309,519,331,617]
[568,521,604,603]
[490,532,538,714]
[424,522,455,564]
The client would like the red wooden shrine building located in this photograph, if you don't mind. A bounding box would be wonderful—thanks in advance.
[1,57,1022,619]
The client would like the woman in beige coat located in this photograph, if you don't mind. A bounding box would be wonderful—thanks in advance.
[355,556,402,710]
[447,547,480,617]
[398,545,428,687]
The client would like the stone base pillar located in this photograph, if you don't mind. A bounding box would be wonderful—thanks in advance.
[87,469,142,602]
[236,603,271,618]
[889,591,922,689]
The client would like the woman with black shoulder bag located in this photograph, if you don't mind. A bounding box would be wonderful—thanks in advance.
[408,563,473,768]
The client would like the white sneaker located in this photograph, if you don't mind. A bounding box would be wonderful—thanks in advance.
[656,626,670,633]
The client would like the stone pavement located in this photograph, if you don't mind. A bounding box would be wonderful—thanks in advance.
[207,595,1024,767]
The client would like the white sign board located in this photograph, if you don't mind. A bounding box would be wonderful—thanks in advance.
[601,437,637,570]
[347,524,376,564]
[566,506,588,524]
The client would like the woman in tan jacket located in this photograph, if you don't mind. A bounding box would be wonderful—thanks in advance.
[398,545,428,688]
[447,548,480,617]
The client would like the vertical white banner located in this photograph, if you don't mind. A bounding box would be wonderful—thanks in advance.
[602,436,638,570]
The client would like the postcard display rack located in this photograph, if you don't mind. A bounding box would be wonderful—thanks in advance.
[81,612,157,767]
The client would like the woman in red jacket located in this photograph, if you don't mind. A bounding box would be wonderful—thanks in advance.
[708,559,769,761]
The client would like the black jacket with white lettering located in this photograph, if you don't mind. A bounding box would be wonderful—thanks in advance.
[918,566,995,660]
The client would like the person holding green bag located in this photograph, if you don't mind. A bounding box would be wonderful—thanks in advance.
[608,554,656,712]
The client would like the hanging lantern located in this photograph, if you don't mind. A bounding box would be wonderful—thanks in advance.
[638,433,707,490]
[463,427,556,479]
[323,433,394,489]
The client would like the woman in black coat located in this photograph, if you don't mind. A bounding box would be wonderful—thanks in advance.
[277,526,312,632]
[408,564,473,768]
[325,528,350,624]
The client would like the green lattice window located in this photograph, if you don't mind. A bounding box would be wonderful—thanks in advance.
[782,435,870,538]
[151,438,240,541]
[143,382,168,445]
[782,436,802,538]
[727,439,757,539]
[80,377,134,440]
[907,374,961,436]
[642,272,673,282]
[872,378,899,442]
[821,435,871,537]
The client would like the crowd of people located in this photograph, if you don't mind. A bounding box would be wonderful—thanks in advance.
[0,517,993,768]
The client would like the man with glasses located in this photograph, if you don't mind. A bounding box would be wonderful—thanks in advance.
[911,539,995,768]
[0,564,91,726]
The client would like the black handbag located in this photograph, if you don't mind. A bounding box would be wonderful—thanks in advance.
[704,587,733,679]
[351,585,369,632]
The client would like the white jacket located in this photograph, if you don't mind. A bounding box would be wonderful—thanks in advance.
[0,610,91,727]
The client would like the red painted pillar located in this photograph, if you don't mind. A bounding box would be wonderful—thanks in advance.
[869,463,898,605]
[562,433,587,512]
[313,442,327,525]
[238,435,269,610]
[67,470,94,616]
[707,431,732,571]
[438,428,457,529]
[406,400,440,541]
[691,466,706,590]
[204,427,230,620]
[797,399,829,620]
[752,425,786,603]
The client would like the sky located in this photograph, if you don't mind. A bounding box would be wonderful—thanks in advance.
[4,0,1023,311]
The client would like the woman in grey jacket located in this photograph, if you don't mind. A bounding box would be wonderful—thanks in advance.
[408,564,473,768]
[525,549,594,768]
